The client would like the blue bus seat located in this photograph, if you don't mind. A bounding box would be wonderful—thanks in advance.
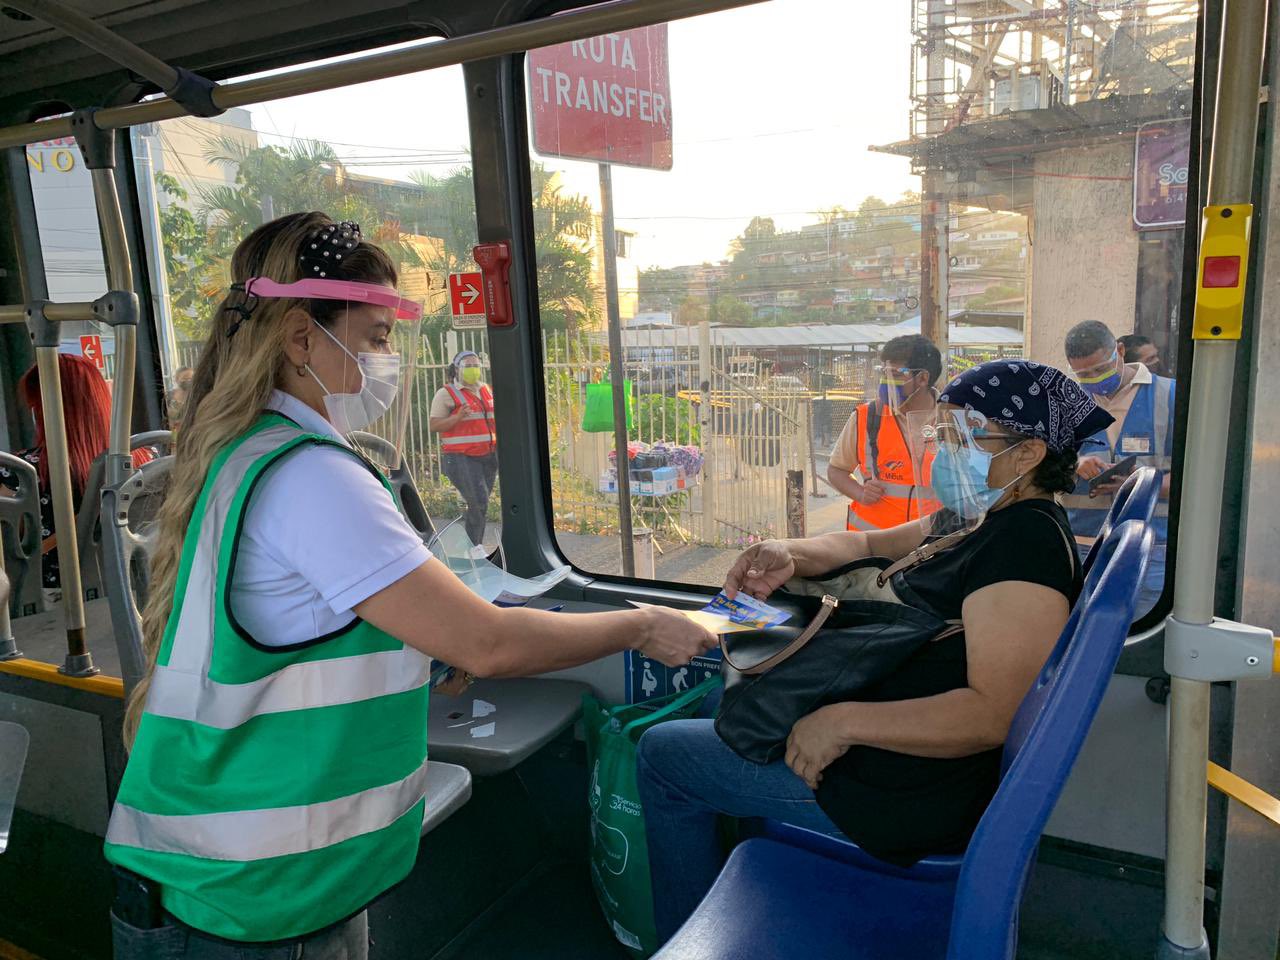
[427,677,589,776]
[655,519,1153,960]
[1081,466,1161,577]
[420,760,472,837]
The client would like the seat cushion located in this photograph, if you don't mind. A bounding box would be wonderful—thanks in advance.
[420,761,471,837]
[427,678,589,776]
[654,839,955,960]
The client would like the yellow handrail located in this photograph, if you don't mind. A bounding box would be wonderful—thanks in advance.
[1207,762,1280,828]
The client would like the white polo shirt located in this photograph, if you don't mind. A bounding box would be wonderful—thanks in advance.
[229,390,432,646]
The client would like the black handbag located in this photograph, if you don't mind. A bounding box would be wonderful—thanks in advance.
[713,555,961,765]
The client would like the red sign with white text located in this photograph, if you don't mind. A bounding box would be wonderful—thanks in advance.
[80,334,105,370]
[527,25,673,170]
[449,272,485,316]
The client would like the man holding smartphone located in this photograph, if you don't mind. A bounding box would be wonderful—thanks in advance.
[1063,320,1176,615]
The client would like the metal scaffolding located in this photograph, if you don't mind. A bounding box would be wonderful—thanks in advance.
[908,0,1198,152]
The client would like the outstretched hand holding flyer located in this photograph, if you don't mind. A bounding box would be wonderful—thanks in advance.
[630,592,792,635]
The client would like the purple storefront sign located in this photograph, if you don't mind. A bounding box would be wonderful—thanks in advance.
[1134,118,1191,230]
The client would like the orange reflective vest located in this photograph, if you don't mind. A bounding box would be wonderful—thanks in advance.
[845,401,936,532]
[440,384,496,457]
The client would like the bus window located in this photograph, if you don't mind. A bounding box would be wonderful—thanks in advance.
[525,0,1195,623]
[23,132,116,382]
[131,44,501,555]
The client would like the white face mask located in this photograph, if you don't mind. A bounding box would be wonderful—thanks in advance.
[307,322,401,434]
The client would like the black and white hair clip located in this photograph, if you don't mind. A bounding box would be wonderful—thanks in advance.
[299,220,362,279]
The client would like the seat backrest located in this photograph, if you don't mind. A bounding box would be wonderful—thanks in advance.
[76,433,174,604]
[348,431,437,544]
[1082,466,1161,576]
[75,454,107,602]
[0,452,44,619]
[99,455,174,692]
[945,520,1153,960]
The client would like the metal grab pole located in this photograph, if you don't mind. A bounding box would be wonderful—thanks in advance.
[2,0,179,92]
[599,162,635,578]
[1160,0,1267,954]
[91,165,137,476]
[33,344,91,671]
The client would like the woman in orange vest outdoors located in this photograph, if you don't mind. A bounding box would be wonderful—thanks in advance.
[429,351,497,549]
[826,334,940,532]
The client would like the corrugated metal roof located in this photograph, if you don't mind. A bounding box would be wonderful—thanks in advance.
[614,318,1023,351]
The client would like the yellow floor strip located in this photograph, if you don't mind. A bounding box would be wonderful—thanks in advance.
[0,936,44,960]
[0,658,124,698]
[1208,761,1280,827]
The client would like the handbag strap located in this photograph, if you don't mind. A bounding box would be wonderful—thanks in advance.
[720,594,839,676]
[619,675,721,736]
[875,526,971,588]
[875,499,1079,597]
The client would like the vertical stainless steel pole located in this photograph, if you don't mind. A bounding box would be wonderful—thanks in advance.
[33,342,91,671]
[599,162,636,577]
[92,165,136,477]
[1160,0,1267,955]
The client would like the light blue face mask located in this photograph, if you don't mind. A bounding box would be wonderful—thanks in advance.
[930,439,1025,520]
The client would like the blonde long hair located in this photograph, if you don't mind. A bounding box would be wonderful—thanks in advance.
[123,212,397,746]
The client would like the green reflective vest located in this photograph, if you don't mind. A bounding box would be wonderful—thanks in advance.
[105,415,430,942]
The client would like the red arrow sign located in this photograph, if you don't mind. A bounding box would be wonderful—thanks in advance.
[448,272,486,316]
[80,334,105,370]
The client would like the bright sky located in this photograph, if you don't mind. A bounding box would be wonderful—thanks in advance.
[245,0,916,269]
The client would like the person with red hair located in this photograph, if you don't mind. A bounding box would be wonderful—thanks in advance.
[0,352,151,596]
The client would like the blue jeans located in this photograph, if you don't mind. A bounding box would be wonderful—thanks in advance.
[635,718,843,944]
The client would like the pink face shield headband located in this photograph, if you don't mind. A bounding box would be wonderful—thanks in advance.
[243,277,423,321]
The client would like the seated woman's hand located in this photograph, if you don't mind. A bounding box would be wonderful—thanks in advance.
[785,705,852,790]
[724,540,796,601]
[636,607,719,668]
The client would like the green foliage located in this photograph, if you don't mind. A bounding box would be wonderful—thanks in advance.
[629,393,699,445]
[708,296,752,326]
[154,174,216,340]
[155,131,598,341]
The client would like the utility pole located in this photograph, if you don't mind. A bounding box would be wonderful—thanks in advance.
[599,162,635,577]
[920,0,951,368]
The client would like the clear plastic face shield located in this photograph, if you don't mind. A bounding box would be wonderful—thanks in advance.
[920,406,1027,538]
[876,363,928,415]
[244,276,423,472]
[1071,349,1123,398]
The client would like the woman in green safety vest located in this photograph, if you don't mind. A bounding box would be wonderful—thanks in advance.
[104,212,715,960]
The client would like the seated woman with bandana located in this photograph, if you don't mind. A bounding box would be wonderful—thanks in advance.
[634,359,1116,945]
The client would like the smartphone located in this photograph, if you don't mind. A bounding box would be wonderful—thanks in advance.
[1089,455,1139,493]
[111,867,163,929]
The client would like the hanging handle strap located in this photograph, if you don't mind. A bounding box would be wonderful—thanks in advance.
[719,595,839,676]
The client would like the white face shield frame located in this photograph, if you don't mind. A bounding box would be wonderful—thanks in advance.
[920,407,1026,538]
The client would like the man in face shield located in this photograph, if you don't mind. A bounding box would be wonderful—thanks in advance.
[827,335,941,532]
[1063,319,1176,614]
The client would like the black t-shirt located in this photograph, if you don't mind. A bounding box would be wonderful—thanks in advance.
[899,498,1080,620]
[816,498,1080,864]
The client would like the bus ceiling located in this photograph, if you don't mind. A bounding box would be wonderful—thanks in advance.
[0,0,768,130]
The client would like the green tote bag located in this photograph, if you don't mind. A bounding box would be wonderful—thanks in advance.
[582,379,635,433]
[583,676,721,957]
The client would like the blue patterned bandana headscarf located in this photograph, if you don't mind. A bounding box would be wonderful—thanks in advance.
[938,359,1115,453]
